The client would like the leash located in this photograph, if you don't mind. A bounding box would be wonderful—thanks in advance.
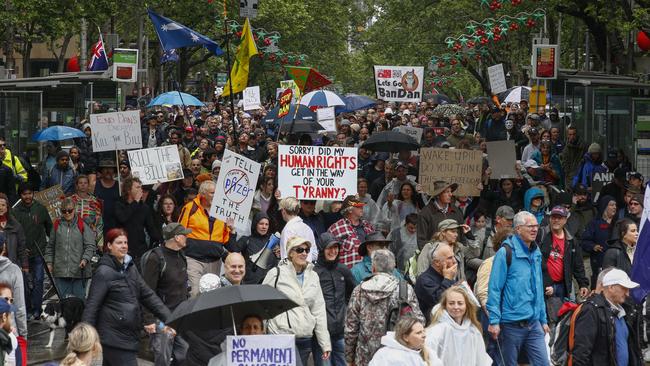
[33,242,64,301]
[495,335,507,366]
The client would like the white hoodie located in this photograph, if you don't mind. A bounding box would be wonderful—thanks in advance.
[369,332,442,366]
[425,310,492,366]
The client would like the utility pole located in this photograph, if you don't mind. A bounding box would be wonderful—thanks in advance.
[137,12,144,97]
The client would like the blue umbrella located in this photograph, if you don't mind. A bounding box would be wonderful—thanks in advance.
[336,94,377,113]
[32,126,85,141]
[263,104,316,125]
[147,91,204,107]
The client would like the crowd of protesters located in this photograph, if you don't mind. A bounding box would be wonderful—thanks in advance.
[0,96,647,366]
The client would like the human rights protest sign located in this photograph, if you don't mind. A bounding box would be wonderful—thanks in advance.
[210,150,261,231]
[486,140,516,179]
[90,110,142,152]
[34,185,64,221]
[374,66,424,102]
[419,148,483,196]
[226,334,296,366]
[278,145,357,200]
[127,145,184,185]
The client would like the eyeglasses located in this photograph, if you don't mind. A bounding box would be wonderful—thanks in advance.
[293,247,309,254]
[3,297,12,304]
[62,209,74,214]
[519,224,539,230]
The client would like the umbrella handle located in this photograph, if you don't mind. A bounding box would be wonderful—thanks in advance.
[231,305,237,336]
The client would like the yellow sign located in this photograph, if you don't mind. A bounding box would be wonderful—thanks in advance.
[530,85,546,110]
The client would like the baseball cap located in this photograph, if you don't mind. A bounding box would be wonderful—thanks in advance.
[602,268,639,289]
[550,205,569,217]
[630,194,644,206]
[395,161,408,170]
[163,223,192,240]
[630,172,644,181]
[184,126,193,132]
[495,205,515,220]
[572,184,588,196]
[212,160,222,170]
[528,127,539,135]
[403,109,411,115]
[342,196,365,211]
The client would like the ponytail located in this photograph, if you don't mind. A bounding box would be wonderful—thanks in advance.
[60,352,81,366]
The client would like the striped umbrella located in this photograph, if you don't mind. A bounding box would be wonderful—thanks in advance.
[498,86,531,103]
[299,90,345,108]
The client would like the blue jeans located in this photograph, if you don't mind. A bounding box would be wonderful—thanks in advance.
[28,256,45,316]
[54,278,87,300]
[499,320,549,366]
[295,337,312,366]
[312,336,345,366]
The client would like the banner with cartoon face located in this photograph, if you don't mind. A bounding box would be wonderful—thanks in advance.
[374,66,424,102]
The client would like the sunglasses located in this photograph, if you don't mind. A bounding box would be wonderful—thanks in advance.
[3,297,12,304]
[62,209,74,214]
[293,247,309,254]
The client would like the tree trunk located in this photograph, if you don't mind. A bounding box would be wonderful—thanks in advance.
[21,42,32,78]
[55,34,73,73]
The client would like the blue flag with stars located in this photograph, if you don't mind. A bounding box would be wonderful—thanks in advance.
[148,9,223,56]
[160,49,180,64]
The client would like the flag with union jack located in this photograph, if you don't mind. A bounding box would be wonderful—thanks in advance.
[88,33,109,71]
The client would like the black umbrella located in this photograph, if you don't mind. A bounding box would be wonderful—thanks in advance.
[167,285,298,333]
[467,96,492,104]
[423,93,453,104]
[279,120,325,134]
[264,104,315,125]
[362,131,420,153]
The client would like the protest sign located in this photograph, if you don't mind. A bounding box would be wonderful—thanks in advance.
[227,334,295,366]
[34,185,64,221]
[486,140,516,179]
[591,171,614,203]
[278,145,357,200]
[278,89,293,118]
[243,86,261,111]
[419,148,483,196]
[374,66,424,102]
[128,145,184,185]
[210,150,261,231]
[398,126,423,144]
[487,63,507,94]
[90,110,142,152]
[280,80,300,103]
[317,107,336,132]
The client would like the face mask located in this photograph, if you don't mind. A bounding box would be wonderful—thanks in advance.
[505,120,514,130]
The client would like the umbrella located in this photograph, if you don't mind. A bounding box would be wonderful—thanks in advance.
[32,126,85,141]
[433,103,467,118]
[264,104,316,125]
[498,86,531,103]
[147,91,204,107]
[279,120,325,134]
[285,66,332,93]
[362,131,420,153]
[467,96,492,104]
[336,94,377,113]
[167,285,298,332]
[423,93,453,105]
[299,90,345,108]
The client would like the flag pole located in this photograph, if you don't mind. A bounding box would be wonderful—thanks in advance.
[222,0,239,142]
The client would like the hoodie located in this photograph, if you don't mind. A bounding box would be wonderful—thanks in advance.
[524,187,546,224]
[0,256,26,337]
[232,212,277,284]
[572,152,607,188]
[369,332,441,366]
[426,310,492,366]
[344,272,424,365]
[581,195,616,283]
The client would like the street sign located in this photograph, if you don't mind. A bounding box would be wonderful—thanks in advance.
[216,72,227,87]
[112,48,138,83]
[239,0,258,19]
[531,44,559,80]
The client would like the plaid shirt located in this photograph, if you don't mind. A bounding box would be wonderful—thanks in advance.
[328,218,375,268]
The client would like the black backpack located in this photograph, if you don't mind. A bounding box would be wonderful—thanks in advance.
[385,279,413,331]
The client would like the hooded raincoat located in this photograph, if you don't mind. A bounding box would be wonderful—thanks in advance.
[369,332,441,366]
[425,310,492,366]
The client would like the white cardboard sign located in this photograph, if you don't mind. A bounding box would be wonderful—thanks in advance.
[317,107,337,132]
[90,110,142,152]
[226,334,295,366]
[243,86,261,111]
[374,66,424,102]
[487,63,507,94]
[128,145,184,185]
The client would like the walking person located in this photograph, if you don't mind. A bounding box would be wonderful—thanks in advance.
[83,228,173,366]
[486,211,550,366]
[369,316,442,366]
[59,323,103,366]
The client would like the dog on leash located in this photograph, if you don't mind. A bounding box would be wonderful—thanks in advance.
[41,297,85,348]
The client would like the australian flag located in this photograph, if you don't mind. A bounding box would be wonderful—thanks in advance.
[88,34,109,71]
[631,181,650,303]
[160,49,179,64]
[148,9,223,56]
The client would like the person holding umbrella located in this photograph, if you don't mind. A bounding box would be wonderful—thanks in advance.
[262,236,331,365]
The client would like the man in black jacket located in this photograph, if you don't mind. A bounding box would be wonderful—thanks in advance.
[314,232,355,366]
[572,269,644,366]
[143,223,191,366]
[414,243,457,322]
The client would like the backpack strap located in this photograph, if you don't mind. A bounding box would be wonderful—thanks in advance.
[567,303,584,366]
[503,243,513,267]
[274,266,280,288]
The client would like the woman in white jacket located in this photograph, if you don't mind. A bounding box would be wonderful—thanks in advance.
[425,286,492,366]
[262,236,331,365]
[369,316,441,366]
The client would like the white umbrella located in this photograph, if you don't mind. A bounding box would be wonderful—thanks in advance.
[499,86,531,103]
[299,90,345,108]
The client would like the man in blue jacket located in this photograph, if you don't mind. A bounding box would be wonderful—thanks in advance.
[487,211,550,366]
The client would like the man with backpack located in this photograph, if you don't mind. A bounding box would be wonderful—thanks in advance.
[487,211,550,366]
[344,249,423,366]
[570,268,644,365]
[142,223,191,366]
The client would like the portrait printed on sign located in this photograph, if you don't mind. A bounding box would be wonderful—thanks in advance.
[401,69,419,92]
[166,163,182,180]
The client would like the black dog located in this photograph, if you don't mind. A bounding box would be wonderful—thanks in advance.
[41,297,85,348]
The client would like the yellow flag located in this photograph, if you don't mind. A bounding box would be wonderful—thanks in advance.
[222,18,258,97]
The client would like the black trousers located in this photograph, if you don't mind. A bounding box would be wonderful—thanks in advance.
[102,345,138,366]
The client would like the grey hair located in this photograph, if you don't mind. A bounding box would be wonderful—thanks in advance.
[428,242,444,263]
[513,211,536,228]
[596,267,614,288]
[199,180,216,196]
[279,197,301,215]
[371,249,396,274]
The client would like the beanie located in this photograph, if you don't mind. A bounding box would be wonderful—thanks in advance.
[587,143,601,154]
